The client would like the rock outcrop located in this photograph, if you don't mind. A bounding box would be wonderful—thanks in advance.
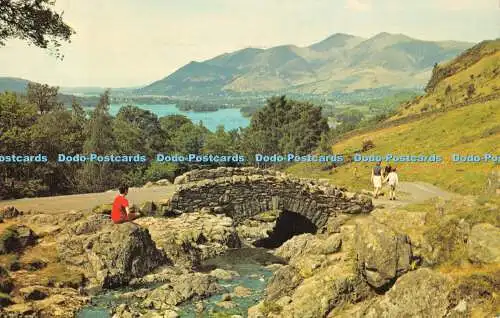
[250,223,373,318]
[362,268,453,317]
[468,223,500,264]
[135,214,240,268]
[275,233,342,262]
[57,215,168,288]
[0,225,37,254]
[0,206,22,220]
[1,287,89,318]
[118,272,222,315]
[355,219,412,290]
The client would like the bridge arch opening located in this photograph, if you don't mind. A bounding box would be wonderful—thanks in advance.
[253,210,317,248]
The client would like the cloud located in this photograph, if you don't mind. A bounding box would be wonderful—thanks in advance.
[345,0,372,11]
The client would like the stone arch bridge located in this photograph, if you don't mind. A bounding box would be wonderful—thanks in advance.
[163,167,373,229]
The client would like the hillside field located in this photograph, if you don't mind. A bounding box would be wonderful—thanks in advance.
[287,99,499,195]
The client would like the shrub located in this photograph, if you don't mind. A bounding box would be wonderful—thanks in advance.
[261,300,283,315]
[144,162,177,182]
[423,216,468,266]
[361,139,375,152]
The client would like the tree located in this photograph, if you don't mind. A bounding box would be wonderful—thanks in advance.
[0,0,74,58]
[30,108,83,193]
[336,109,364,127]
[467,84,476,99]
[171,122,208,154]
[243,96,329,158]
[0,92,38,197]
[80,90,116,192]
[203,125,235,155]
[160,114,192,132]
[445,84,453,104]
[114,105,167,155]
[318,130,335,154]
[26,82,61,114]
[83,90,114,154]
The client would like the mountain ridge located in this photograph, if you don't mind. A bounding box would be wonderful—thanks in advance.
[139,32,474,96]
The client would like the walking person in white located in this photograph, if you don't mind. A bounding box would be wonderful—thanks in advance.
[371,161,383,198]
[384,167,399,200]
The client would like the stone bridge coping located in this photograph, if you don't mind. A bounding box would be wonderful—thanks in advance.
[174,167,281,184]
[176,174,347,197]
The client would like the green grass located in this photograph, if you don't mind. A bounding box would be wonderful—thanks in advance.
[39,264,85,288]
[321,100,500,195]
[395,41,500,119]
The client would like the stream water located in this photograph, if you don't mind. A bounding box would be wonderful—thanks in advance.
[77,248,284,318]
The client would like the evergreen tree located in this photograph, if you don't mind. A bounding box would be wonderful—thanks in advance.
[203,125,235,154]
[80,90,116,192]
[242,96,329,159]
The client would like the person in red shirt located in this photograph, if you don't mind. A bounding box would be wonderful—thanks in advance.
[111,185,136,224]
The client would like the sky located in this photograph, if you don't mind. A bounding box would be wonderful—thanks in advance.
[0,0,498,87]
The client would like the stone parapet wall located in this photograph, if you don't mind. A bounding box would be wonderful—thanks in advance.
[174,167,280,184]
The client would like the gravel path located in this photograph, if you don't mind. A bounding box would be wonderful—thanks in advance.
[372,181,457,208]
[0,185,177,214]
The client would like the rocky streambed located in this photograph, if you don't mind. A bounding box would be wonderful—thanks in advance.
[77,248,283,318]
[72,209,285,318]
[1,178,499,318]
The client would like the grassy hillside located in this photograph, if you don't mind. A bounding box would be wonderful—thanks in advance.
[393,39,500,119]
[288,99,499,195]
[287,40,500,195]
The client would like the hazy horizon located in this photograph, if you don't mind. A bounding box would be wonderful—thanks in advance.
[0,0,498,88]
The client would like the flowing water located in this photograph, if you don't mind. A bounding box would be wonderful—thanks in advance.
[77,248,284,318]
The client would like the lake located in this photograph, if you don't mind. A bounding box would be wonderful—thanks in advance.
[105,104,250,132]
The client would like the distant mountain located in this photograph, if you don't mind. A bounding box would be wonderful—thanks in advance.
[139,32,474,96]
[0,77,103,107]
[0,77,31,93]
[308,33,364,52]
[0,77,136,96]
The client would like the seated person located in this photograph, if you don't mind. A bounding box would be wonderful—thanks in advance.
[111,184,137,224]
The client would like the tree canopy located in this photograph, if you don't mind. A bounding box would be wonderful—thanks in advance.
[0,88,330,198]
[0,0,74,58]
[242,96,329,158]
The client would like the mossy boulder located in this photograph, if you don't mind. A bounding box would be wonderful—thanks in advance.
[468,223,500,264]
[363,268,453,317]
[0,225,36,255]
[0,267,14,294]
[139,201,157,216]
[0,206,21,220]
[0,292,13,307]
[92,203,113,215]
[355,219,412,290]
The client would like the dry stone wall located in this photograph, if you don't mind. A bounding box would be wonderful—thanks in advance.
[166,168,373,229]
